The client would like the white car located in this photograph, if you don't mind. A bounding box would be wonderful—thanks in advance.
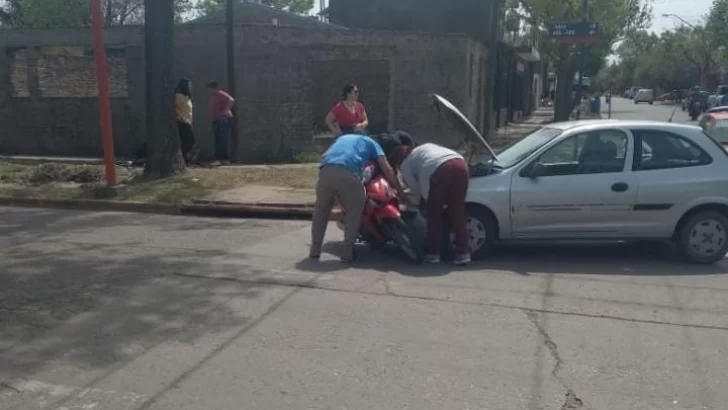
[633,88,655,104]
[429,94,728,264]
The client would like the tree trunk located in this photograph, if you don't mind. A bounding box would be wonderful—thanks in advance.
[143,0,185,177]
[554,46,576,122]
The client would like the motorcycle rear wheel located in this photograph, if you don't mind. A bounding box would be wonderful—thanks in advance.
[383,219,424,264]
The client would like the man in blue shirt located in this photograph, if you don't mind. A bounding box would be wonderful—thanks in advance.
[311,133,404,262]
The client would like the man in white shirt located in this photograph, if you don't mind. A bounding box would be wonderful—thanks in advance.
[390,140,471,265]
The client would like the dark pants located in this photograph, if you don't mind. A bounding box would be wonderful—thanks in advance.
[426,158,469,255]
[177,121,196,162]
[212,118,232,161]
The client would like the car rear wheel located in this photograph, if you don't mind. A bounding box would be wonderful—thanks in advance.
[676,211,728,264]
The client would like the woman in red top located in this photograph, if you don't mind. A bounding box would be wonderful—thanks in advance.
[325,84,369,136]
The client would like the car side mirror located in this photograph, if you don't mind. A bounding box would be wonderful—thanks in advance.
[522,161,546,178]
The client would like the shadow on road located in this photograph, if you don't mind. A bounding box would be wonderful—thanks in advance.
[323,240,728,278]
[0,208,296,403]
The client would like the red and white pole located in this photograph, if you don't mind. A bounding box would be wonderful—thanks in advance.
[90,0,117,185]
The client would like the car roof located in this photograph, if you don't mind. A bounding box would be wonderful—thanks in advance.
[708,106,728,113]
[546,119,702,133]
[707,112,728,120]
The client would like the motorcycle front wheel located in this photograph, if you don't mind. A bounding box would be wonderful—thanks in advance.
[383,219,424,264]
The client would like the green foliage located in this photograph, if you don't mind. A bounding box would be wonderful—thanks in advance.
[0,0,194,28]
[598,0,727,95]
[507,0,653,119]
[21,0,89,28]
[197,0,314,15]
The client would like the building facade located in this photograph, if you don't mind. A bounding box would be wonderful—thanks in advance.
[328,0,541,136]
[0,22,483,161]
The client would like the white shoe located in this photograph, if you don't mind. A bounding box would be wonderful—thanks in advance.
[424,254,441,263]
[453,253,471,266]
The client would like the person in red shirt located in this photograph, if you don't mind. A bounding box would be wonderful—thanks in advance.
[325,84,369,136]
[206,80,235,162]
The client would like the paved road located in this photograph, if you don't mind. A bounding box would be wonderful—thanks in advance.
[2,207,728,409]
[603,97,691,123]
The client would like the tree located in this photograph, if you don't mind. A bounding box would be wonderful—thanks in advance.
[506,0,653,121]
[0,0,23,26]
[0,0,193,28]
[144,0,186,177]
[19,0,88,28]
[197,0,313,15]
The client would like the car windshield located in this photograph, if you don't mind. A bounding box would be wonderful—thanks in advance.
[495,127,563,168]
[705,119,728,143]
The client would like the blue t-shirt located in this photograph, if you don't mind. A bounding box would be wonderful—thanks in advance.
[320,134,385,174]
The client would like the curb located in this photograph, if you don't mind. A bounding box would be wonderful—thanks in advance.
[0,196,343,221]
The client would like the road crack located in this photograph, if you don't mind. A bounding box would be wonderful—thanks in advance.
[526,311,584,410]
[0,381,22,393]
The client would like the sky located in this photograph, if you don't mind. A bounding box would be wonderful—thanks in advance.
[649,0,712,33]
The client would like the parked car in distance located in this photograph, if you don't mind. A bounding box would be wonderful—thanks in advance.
[431,93,728,264]
[699,111,728,152]
[707,84,728,109]
[634,88,655,104]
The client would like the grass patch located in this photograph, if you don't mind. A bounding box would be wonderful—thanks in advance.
[0,161,318,205]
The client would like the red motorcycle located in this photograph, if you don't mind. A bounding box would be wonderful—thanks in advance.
[337,163,424,263]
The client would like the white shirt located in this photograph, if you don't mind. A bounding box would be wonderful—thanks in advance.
[400,143,463,200]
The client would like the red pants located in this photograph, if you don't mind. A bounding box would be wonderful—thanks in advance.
[426,158,469,255]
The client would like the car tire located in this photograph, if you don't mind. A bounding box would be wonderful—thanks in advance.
[649,101,654,105]
[634,101,638,104]
[441,205,497,261]
[676,211,728,264]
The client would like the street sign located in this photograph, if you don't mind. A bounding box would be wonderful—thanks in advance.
[548,21,599,44]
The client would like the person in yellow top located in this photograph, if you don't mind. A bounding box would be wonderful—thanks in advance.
[174,78,198,164]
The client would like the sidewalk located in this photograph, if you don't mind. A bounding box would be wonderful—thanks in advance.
[0,159,327,220]
[492,106,554,150]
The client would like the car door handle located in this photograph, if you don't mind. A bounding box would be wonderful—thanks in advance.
[611,182,629,192]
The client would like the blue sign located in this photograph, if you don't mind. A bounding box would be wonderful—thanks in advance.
[548,21,599,38]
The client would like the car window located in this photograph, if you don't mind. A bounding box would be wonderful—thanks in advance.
[496,127,563,168]
[704,119,728,143]
[534,130,628,176]
[632,130,712,171]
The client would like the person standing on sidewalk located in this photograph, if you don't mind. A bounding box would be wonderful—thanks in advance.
[390,141,471,266]
[325,84,369,137]
[206,81,235,163]
[310,133,404,263]
[174,78,199,164]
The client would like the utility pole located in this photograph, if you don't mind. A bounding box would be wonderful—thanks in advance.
[226,0,239,162]
[144,0,185,177]
[484,0,504,141]
[575,0,588,120]
[90,0,117,185]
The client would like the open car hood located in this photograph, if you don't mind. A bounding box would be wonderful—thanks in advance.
[431,94,498,162]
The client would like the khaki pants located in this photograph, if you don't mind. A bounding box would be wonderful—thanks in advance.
[310,165,366,259]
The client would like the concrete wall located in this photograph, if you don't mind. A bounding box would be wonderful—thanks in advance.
[0,24,483,162]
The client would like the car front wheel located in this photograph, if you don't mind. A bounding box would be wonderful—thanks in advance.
[446,205,497,260]
[676,211,728,264]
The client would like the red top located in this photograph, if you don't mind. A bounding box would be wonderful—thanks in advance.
[209,89,235,120]
[330,101,366,127]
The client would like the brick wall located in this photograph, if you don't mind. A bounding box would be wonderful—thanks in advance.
[0,24,482,161]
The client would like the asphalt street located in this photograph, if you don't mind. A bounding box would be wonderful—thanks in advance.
[2,206,728,410]
[602,96,690,123]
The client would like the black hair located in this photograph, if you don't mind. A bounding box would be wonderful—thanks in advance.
[175,78,192,99]
[342,83,357,100]
[206,80,219,89]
